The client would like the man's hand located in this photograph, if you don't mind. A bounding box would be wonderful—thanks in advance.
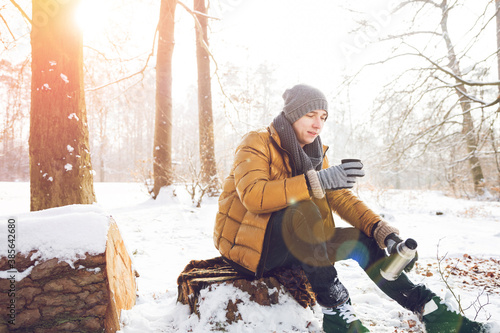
[316,161,365,191]
[373,221,400,249]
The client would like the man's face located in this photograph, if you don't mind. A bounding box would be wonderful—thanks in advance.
[292,110,327,147]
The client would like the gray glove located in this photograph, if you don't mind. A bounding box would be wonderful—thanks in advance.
[317,161,364,190]
[306,161,364,199]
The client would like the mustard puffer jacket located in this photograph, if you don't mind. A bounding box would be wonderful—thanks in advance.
[214,124,381,277]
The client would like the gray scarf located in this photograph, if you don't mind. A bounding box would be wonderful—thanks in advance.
[273,112,324,177]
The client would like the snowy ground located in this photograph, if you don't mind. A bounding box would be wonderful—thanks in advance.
[1,182,499,332]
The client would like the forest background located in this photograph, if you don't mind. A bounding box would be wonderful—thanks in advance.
[1,0,500,205]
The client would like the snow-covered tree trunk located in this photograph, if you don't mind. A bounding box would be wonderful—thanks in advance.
[194,0,218,195]
[153,0,176,198]
[29,0,95,211]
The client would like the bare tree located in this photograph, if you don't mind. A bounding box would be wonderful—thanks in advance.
[0,59,30,181]
[194,0,218,195]
[344,0,499,195]
[496,0,500,95]
[30,0,95,211]
[436,0,485,194]
[493,0,500,186]
[152,0,177,198]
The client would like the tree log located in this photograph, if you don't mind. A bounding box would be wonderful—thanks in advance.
[177,257,316,323]
[0,218,136,332]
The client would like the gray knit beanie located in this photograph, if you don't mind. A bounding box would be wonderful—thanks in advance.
[282,84,328,123]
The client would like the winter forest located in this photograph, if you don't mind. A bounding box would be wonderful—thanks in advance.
[1,0,500,332]
[1,0,500,202]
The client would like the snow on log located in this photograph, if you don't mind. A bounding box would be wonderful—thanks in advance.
[177,257,316,324]
[0,207,137,332]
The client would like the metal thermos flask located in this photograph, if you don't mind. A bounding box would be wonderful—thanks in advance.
[380,237,418,281]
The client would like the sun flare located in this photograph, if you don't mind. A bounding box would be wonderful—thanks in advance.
[75,0,111,36]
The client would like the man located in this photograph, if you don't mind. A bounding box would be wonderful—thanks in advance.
[213,84,487,332]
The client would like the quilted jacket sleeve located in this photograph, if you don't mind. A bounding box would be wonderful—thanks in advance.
[233,131,311,214]
[327,189,381,236]
[323,155,381,237]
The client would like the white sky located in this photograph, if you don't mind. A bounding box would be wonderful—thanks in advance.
[4,0,497,119]
[206,0,366,95]
[163,0,401,117]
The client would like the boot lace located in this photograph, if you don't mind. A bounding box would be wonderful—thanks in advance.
[338,302,358,324]
[322,302,358,324]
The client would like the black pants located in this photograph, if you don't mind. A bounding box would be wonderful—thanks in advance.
[263,200,434,312]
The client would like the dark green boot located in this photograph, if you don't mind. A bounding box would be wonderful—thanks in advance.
[423,296,487,333]
[322,300,370,333]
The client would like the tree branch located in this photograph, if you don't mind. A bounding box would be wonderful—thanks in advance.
[9,0,31,25]
[177,0,220,20]
[404,44,500,87]
[436,239,465,315]
[0,12,16,40]
[85,26,158,92]
[380,30,442,42]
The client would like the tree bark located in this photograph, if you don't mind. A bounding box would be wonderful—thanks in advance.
[194,0,218,194]
[30,0,95,211]
[496,0,500,89]
[494,0,500,184]
[153,0,177,198]
[440,0,485,195]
